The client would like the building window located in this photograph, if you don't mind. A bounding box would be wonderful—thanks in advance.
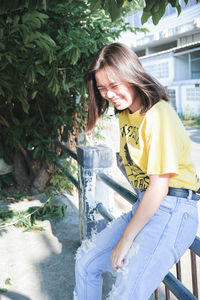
[144,62,169,79]
[186,87,200,101]
[167,88,177,110]
[190,51,200,79]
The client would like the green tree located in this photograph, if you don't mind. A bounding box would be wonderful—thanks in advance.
[0,0,144,192]
[93,0,199,25]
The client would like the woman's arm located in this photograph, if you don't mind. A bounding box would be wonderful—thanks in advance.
[110,173,170,270]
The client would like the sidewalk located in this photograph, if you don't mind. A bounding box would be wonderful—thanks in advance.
[0,191,120,300]
[0,192,80,300]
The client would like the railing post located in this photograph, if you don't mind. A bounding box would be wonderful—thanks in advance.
[77,145,114,241]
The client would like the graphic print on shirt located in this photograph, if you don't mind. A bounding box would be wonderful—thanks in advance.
[124,142,149,190]
[120,124,139,145]
[120,123,149,190]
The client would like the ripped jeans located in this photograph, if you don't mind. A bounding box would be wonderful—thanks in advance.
[74,193,199,300]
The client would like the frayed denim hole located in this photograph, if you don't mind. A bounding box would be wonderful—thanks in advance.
[75,238,96,261]
[106,268,126,300]
[106,282,119,300]
[73,290,78,300]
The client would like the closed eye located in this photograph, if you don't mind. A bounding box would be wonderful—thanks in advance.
[98,87,106,92]
[112,84,121,89]
[97,82,122,93]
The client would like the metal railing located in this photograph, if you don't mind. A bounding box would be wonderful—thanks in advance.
[55,141,78,188]
[56,142,200,300]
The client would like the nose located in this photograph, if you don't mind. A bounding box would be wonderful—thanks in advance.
[106,90,115,99]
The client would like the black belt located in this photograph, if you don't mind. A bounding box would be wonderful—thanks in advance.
[167,187,200,201]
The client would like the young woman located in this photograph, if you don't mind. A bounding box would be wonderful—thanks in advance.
[74,43,200,300]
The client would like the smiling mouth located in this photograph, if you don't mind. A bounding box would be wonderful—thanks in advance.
[112,98,121,105]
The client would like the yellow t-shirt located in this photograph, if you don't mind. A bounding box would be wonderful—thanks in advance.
[119,100,200,191]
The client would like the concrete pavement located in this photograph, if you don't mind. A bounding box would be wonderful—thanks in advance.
[0,193,80,300]
[0,191,119,300]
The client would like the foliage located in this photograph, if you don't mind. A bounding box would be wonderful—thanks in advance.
[0,0,144,190]
[49,158,78,193]
[5,278,11,286]
[0,173,15,192]
[0,190,28,200]
[180,115,200,128]
[0,197,67,231]
[141,0,196,25]
[0,278,11,294]
[93,0,199,25]
[0,288,7,293]
[86,113,113,145]
[196,116,200,126]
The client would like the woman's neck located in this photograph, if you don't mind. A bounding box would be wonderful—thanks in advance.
[128,95,142,114]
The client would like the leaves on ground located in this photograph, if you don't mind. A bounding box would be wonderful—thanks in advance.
[0,288,8,293]
[0,198,67,232]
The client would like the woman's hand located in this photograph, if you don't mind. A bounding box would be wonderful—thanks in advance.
[111,235,133,270]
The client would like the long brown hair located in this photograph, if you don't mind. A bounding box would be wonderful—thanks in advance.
[85,43,169,131]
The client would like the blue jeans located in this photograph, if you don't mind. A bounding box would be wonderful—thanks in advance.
[74,193,198,300]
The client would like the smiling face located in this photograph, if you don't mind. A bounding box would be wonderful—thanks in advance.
[95,68,142,113]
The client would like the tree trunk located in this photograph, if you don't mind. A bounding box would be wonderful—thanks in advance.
[32,162,54,193]
[13,149,54,193]
[13,150,32,186]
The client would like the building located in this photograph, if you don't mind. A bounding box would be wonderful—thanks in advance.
[119,0,200,115]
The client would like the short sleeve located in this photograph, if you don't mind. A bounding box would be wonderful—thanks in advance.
[144,104,180,175]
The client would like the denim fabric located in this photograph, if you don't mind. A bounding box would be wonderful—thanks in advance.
[74,193,199,300]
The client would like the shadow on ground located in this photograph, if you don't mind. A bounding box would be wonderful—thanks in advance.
[0,192,117,300]
[34,194,80,300]
[0,291,31,300]
[186,128,200,143]
[36,194,116,300]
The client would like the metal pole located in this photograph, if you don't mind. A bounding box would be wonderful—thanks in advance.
[190,250,199,298]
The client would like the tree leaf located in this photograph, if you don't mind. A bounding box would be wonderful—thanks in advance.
[141,10,151,25]
[32,91,38,99]
[90,0,101,11]
[33,146,40,159]
[108,0,121,21]
[5,278,11,286]
[176,3,182,15]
